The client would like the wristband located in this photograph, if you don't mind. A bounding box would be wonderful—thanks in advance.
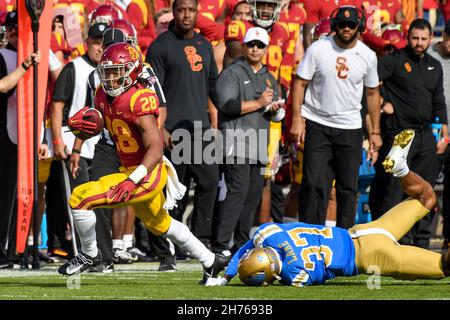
[371,132,381,135]
[441,137,450,144]
[128,164,148,184]
[72,149,81,154]
[53,137,63,145]
[21,62,30,71]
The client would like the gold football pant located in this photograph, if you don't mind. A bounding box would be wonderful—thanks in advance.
[69,162,172,236]
[349,199,445,280]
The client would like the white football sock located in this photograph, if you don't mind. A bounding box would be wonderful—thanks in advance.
[393,158,410,178]
[165,219,214,268]
[27,235,33,246]
[112,239,123,250]
[71,209,98,258]
[122,234,133,249]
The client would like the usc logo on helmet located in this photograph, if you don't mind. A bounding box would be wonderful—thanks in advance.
[125,45,140,62]
[336,56,349,79]
[184,46,203,72]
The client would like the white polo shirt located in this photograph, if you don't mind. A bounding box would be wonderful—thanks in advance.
[297,35,379,129]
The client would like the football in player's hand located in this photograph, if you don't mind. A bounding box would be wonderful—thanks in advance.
[68,107,104,140]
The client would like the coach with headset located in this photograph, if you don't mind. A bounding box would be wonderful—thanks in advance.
[290,6,382,229]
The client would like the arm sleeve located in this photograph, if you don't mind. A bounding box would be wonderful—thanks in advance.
[208,43,220,106]
[224,241,255,278]
[49,50,62,72]
[432,65,448,124]
[364,52,380,88]
[215,68,241,116]
[296,42,316,80]
[377,53,395,82]
[52,62,75,102]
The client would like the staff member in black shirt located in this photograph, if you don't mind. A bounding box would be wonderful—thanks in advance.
[146,0,220,271]
[369,19,449,249]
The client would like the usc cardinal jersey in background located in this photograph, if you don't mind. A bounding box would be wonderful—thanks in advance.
[225,20,289,81]
[225,222,358,286]
[94,83,159,168]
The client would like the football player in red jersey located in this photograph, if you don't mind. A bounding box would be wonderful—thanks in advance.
[224,0,289,81]
[277,0,307,91]
[302,0,359,48]
[357,0,406,35]
[59,42,229,280]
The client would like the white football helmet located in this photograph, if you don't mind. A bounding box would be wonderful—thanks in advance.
[250,0,283,29]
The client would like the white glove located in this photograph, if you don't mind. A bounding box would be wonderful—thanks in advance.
[205,276,228,287]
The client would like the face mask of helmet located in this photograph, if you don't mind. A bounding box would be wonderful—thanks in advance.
[98,62,136,97]
[0,26,8,47]
[251,0,283,29]
[237,247,282,286]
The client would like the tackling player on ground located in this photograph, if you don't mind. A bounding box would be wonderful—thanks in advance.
[206,129,450,286]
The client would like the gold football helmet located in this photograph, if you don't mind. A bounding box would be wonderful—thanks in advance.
[238,247,282,286]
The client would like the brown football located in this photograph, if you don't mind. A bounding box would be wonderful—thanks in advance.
[72,108,105,140]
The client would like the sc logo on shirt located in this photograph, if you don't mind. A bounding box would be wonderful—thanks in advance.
[336,57,349,80]
[184,46,203,72]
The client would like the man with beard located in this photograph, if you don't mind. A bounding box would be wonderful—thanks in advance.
[369,18,448,250]
[290,6,382,230]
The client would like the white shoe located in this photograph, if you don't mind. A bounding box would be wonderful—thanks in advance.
[382,129,415,177]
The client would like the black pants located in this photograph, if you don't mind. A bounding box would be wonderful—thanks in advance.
[45,160,73,256]
[442,151,450,240]
[298,120,362,229]
[212,160,265,252]
[0,128,17,255]
[89,140,121,262]
[270,181,285,223]
[369,128,439,248]
[167,135,219,243]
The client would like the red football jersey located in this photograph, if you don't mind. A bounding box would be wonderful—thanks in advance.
[94,83,160,168]
[278,3,307,88]
[225,20,289,80]
[358,0,402,32]
[303,0,359,24]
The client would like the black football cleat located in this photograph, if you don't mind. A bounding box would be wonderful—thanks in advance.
[199,253,230,285]
[58,251,102,276]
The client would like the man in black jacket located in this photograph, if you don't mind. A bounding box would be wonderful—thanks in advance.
[369,19,449,249]
[212,27,284,255]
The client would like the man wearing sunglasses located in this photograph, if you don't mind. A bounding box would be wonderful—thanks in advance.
[213,27,285,256]
[290,6,382,230]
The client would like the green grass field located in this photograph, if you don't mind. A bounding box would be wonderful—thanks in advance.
[0,261,450,300]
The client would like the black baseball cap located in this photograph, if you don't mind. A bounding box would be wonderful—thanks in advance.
[88,22,108,39]
[334,6,359,24]
[4,11,17,28]
[102,28,126,47]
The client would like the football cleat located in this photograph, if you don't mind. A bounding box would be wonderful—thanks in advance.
[89,260,114,273]
[382,129,415,176]
[200,253,230,284]
[126,247,156,262]
[113,248,133,264]
[158,255,177,272]
[58,251,102,276]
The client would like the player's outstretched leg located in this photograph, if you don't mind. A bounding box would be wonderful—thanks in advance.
[164,219,230,283]
[382,129,415,177]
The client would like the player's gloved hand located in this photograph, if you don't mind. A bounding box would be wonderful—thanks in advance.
[68,106,98,135]
[110,178,138,203]
[205,276,228,287]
